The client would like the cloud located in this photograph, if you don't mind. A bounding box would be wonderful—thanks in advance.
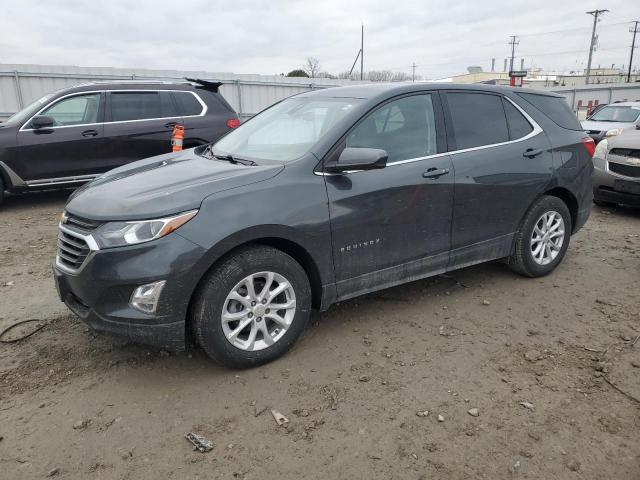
[0,0,637,78]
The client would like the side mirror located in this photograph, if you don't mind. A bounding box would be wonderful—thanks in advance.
[328,147,388,173]
[31,115,54,129]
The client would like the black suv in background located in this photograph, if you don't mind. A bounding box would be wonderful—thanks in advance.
[0,79,239,204]
[54,83,594,368]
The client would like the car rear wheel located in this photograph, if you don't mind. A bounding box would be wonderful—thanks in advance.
[509,195,572,277]
[192,245,311,368]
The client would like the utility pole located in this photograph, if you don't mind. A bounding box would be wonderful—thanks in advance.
[412,63,416,82]
[585,9,608,85]
[360,24,364,81]
[628,20,639,83]
[508,35,519,71]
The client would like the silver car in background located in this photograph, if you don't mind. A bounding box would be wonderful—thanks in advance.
[582,102,640,143]
[592,128,640,207]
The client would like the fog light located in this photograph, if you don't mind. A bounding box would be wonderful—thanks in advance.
[130,280,166,314]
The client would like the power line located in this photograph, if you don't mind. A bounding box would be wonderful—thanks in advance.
[628,21,639,82]
[508,35,519,72]
[585,9,608,84]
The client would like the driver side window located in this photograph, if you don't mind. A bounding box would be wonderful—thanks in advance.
[346,94,438,162]
[39,93,101,127]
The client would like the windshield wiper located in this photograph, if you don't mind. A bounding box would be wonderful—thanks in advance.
[213,154,257,166]
[197,144,256,166]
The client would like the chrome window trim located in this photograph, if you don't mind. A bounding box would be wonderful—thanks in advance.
[19,89,207,132]
[316,95,543,176]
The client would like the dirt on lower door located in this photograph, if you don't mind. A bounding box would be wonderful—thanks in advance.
[0,190,639,480]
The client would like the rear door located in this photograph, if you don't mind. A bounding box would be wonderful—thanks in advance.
[103,90,182,169]
[442,91,553,266]
[16,92,106,182]
[323,93,454,299]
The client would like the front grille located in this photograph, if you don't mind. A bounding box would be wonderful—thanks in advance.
[610,148,640,159]
[609,162,640,178]
[57,229,91,271]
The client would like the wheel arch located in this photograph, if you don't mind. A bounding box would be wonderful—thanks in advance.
[185,228,328,339]
[543,187,578,232]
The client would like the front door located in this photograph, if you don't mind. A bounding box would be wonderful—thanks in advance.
[442,91,553,267]
[103,90,182,170]
[16,92,106,182]
[323,93,454,300]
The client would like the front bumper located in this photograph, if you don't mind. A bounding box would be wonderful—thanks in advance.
[593,162,640,207]
[53,232,207,351]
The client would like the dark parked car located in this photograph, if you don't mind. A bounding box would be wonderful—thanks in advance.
[0,79,239,204]
[53,83,594,368]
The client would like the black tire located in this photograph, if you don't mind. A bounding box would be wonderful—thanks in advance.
[509,195,572,278]
[192,245,311,368]
[593,198,616,208]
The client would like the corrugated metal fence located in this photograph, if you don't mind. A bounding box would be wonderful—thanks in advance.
[3,64,639,122]
[0,64,361,120]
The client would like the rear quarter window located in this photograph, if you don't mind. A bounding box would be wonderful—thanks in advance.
[173,92,205,116]
[516,93,582,131]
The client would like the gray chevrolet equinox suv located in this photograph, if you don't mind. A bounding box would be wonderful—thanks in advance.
[54,84,594,368]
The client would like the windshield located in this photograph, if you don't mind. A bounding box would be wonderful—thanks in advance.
[3,94,54,126]
[213,97,362,162]
[589,105,640,123]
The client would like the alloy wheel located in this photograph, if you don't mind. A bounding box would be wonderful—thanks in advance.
[221,271,297,351]
[530,211,565,266]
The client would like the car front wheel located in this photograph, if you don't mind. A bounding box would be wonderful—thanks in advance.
[509,195,572,277]
[192,245,311,368]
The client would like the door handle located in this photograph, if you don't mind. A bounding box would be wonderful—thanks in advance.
[523,148,544,158]
[165,122,178,129]
[81,129,99,137]
[422,167,450,179]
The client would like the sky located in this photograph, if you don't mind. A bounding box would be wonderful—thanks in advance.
[0,0,637,79]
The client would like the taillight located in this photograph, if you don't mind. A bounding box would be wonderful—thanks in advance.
[581,137,595,157]
[226,118,240,129]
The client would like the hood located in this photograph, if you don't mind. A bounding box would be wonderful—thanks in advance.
[65,148,284,221]
[581,119,636,132]
[606,128,640,150]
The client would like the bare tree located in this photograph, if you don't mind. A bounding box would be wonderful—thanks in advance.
[303,57,321,78]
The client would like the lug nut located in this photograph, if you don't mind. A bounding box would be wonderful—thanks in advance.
[248,312,253,318]
[265,309,270,314]
[251,301,256,306]
[257,317,262,322]
[262,299,267,304]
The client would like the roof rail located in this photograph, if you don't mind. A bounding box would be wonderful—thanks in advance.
[76,80,191,87]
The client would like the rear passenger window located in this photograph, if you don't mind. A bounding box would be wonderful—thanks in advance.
[446,93,509,149]
[173,92,205,116]
[346,94,438,162]
[110,92,161,121]
[503,99,533,139]
[516,93,582,131]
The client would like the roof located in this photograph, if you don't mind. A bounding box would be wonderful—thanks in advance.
[298,82,563,101]
[604,101,640,107]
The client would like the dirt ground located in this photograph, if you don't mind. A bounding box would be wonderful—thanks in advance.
[0,190,639,480]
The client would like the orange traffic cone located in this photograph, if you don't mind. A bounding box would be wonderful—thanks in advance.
[171,125,185,152]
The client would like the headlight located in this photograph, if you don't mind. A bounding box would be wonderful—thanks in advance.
[94,210,198,248]
[594,138,608,158]
[605,128,623,138]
